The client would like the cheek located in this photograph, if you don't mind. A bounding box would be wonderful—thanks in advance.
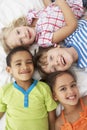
[30,65,34,71]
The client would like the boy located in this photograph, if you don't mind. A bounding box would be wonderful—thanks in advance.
[0,46,57,130]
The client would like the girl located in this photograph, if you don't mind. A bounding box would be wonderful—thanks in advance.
[46,70,87,130]
[1,0,85,51]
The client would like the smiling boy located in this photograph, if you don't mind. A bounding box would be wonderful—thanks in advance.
[0,46,57,130]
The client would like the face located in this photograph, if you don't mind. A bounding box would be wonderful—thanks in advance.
[7,51,34,83]
[53,73,79,106]
[42,46,74,73]
[6,26,36,49]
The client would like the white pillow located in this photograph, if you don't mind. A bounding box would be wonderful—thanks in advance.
[0,0,44,29]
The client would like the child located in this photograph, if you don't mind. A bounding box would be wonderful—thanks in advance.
[27,0,84,47]
[35,18,87,74]
[0,46,57,130]
[46,70,87,130]
[1,0,85,51]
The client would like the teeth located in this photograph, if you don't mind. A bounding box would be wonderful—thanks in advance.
[68,96,75,100]
[63,58,66,65]
[61,57,66,65]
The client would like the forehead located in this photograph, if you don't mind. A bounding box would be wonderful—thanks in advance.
[11,51,32,60]
[40,54,51,73]
[12,26,25,30]
[55,73,75,85]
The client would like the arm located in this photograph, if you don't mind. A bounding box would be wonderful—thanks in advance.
[52,0,77,43]
[55,123,61,130]
[55,116,61,130]
[43,0,52,7]
[48,110,56,130]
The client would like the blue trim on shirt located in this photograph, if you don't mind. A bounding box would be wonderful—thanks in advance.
[13,80,38,108]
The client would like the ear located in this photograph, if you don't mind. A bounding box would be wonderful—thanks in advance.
[52,92,58,101]
[6,66,12,74]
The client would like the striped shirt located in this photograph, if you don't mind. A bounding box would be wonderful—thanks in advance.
[64,20,87,69]
[27,0,84,47]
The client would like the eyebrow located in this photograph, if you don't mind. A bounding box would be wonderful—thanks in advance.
[14,58,33,63]
[58,80,76,89]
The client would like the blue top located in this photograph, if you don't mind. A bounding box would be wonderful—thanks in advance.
[64,19,87,69]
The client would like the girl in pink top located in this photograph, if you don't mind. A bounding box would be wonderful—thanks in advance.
[1,0,85,51]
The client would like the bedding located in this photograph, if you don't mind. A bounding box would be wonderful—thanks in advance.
[0,0,87,130]
[0,0,44,29]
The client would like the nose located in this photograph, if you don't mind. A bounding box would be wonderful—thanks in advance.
[22,63,27,69]
[53,59,59,66]
[20,31,27,38]
[21,33,26,38]
[67,87,74,94]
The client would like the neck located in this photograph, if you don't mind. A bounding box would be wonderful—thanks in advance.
[64,105,77,115]
[16,79,33,90]
[63,100,80,115]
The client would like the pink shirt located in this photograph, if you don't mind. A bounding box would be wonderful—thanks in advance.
[27,0,84,47]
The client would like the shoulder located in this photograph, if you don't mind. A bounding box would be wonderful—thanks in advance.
[55,114,63,129]
[37,80,50,88]
[0,82,13,94]
[36,80,52,92]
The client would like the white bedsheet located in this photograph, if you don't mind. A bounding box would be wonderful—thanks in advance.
[0,0,87,129]
[0,0,44,29]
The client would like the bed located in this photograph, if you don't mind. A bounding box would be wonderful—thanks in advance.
[0,0,87,129]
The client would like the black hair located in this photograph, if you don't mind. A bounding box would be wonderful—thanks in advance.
[45,70,77,91]
[6,46,33,66]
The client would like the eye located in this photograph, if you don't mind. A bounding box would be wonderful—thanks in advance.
[17,30,20,35]
[51,67,56,72]
[50,56,53,61]
[26,60,33,64]
[60,87,66,91]
[54,67,57,72]
[15,63,21,66]
[26,61,33,64]
[71,82,77,88]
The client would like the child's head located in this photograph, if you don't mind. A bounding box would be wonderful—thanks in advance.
[1,17,36,53]
[6,46,34,82]
[46,70,80,106]
[35,46,74,74]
